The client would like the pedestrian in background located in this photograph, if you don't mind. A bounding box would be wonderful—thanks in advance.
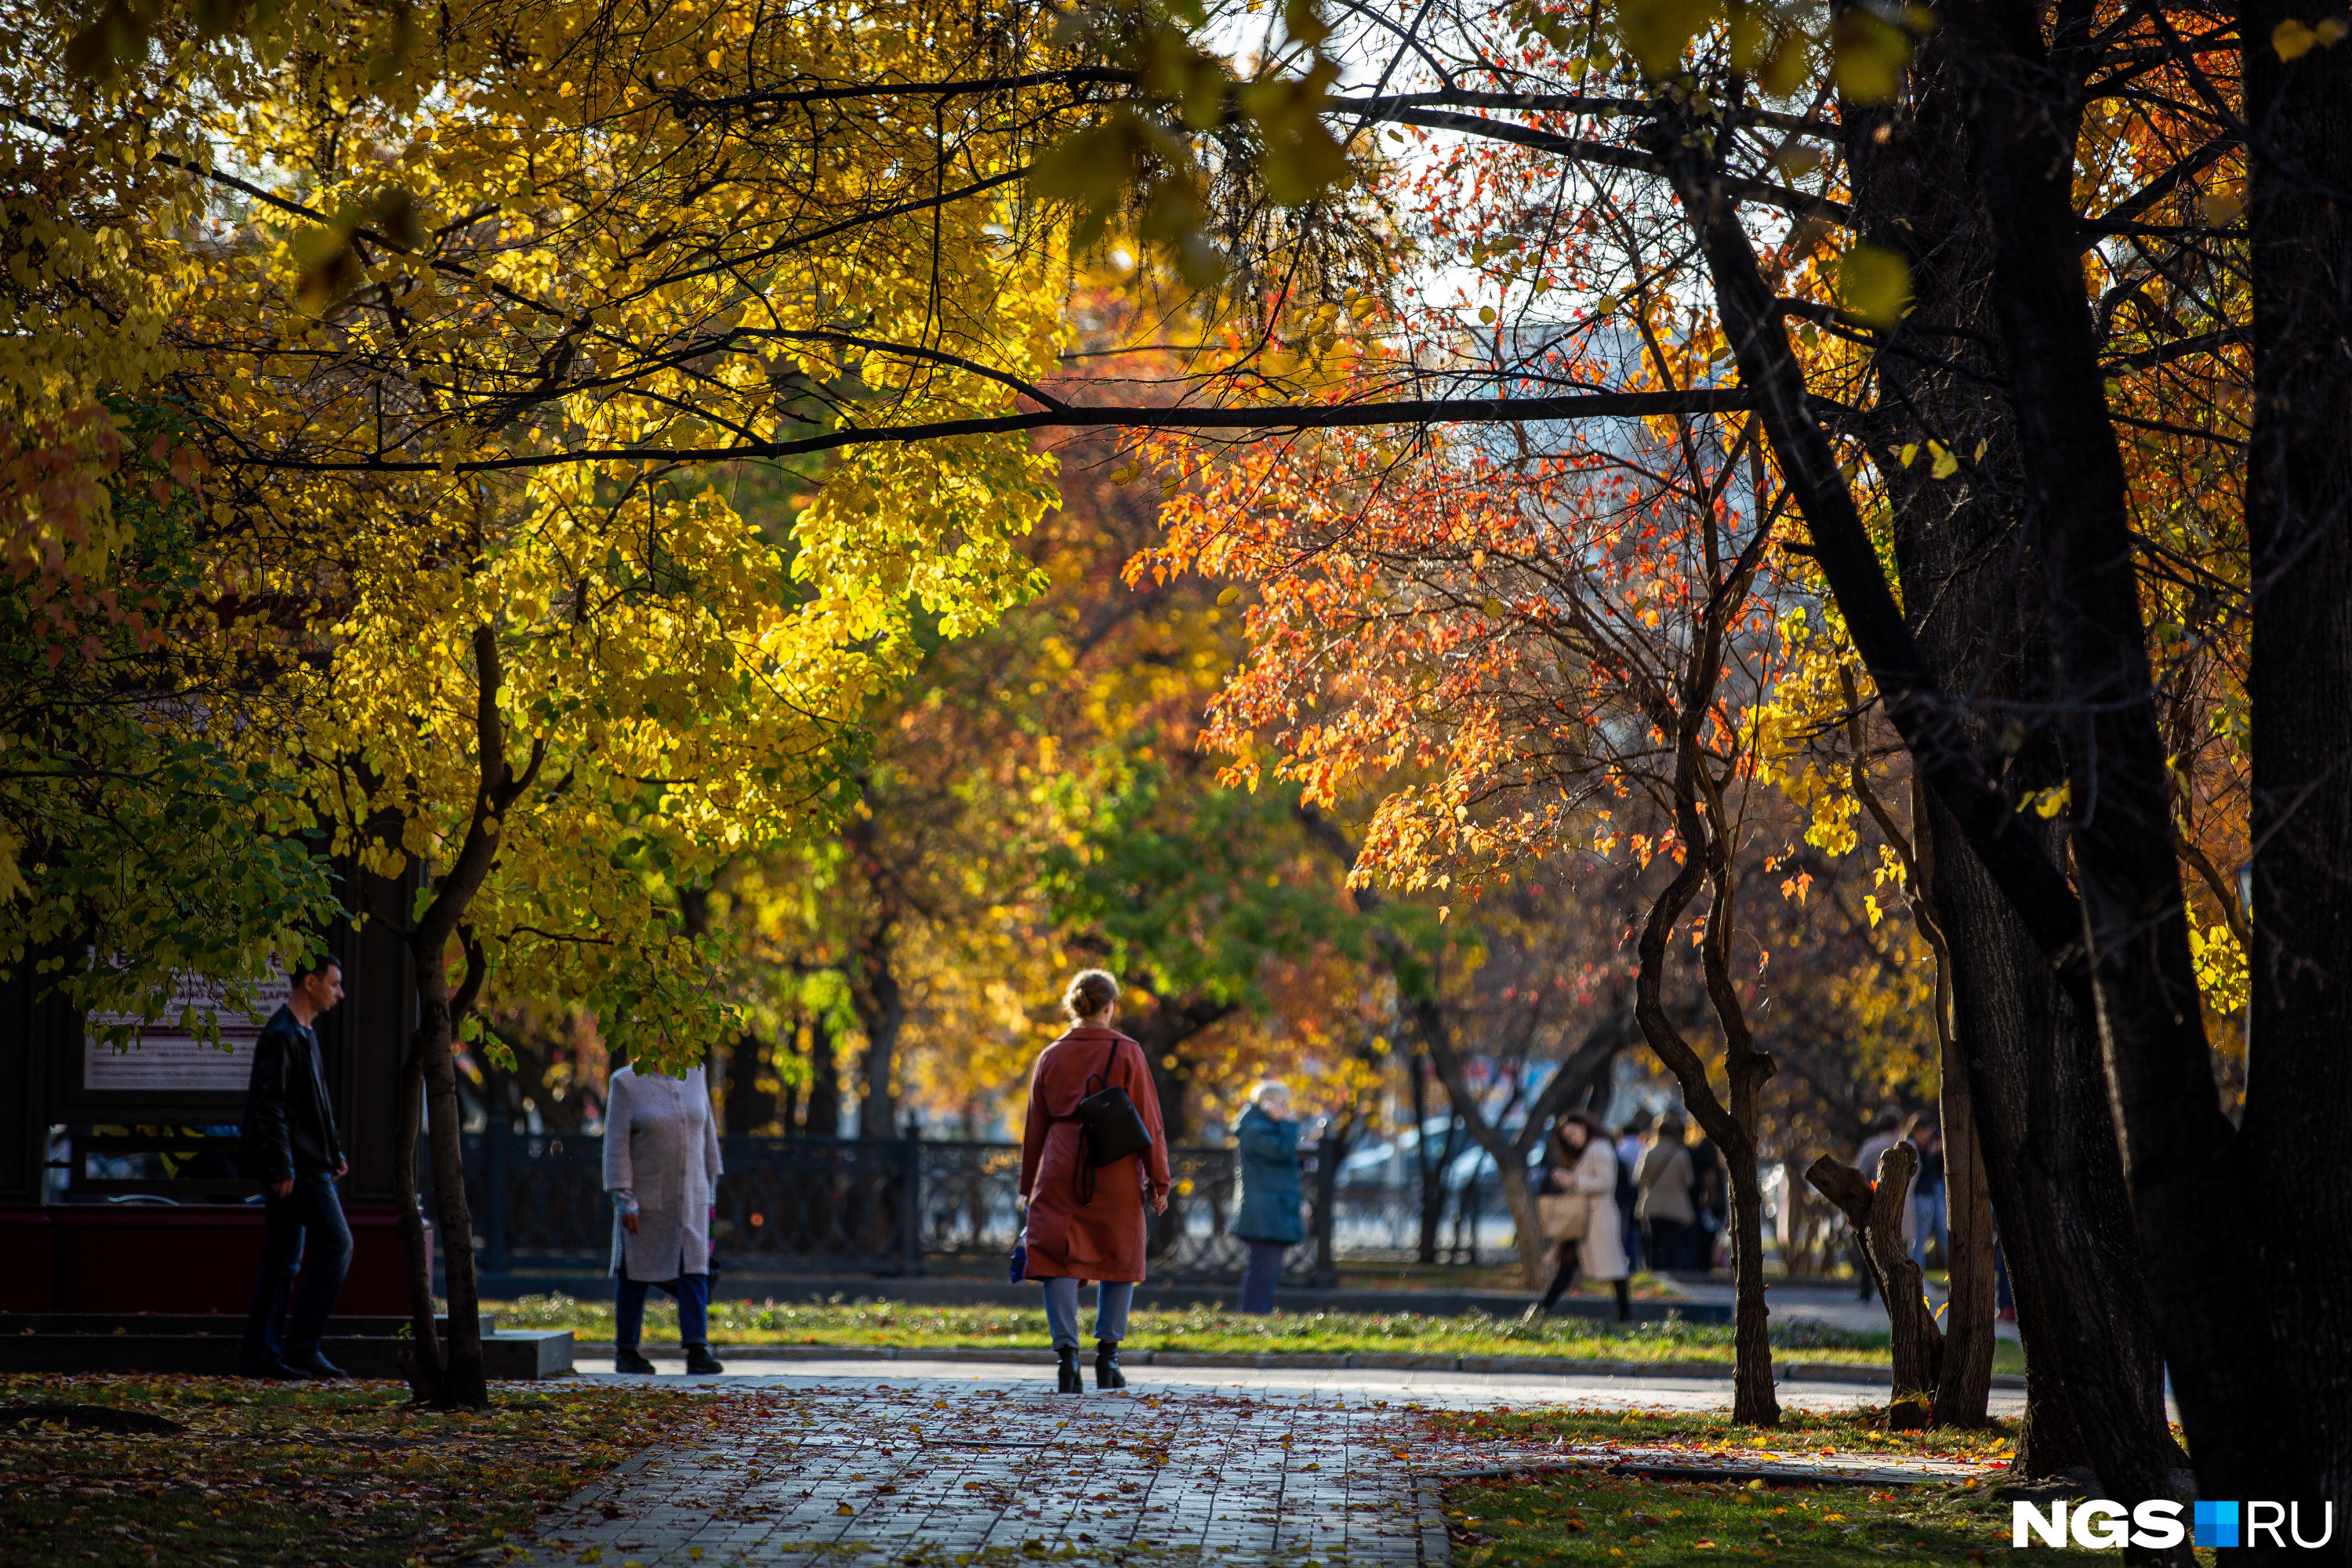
[604,1054,725,1376]
[1613,1112,1648,1274]
[1529,1112,1632,1321]
[238,954,352,1381]
[1232,1080,1305,1314]
[1909,1118,1947,1271]
[1635,1113,1698,1273]
[1688,1131,1726,1273]
[1018,969,1171,1393]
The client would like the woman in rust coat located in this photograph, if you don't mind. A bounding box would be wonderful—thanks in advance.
[1018,969,1171,1393]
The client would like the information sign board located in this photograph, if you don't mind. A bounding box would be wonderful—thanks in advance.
[82,968,290,1095]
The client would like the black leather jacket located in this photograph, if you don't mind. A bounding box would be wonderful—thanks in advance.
[241,1006,343,1182]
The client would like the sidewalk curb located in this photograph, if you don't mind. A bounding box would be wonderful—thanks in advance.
[1415,1474,1452,1566]
[571,1341,2024,1390]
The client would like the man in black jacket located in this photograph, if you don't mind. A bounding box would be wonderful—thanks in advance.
[238,955,352,1379]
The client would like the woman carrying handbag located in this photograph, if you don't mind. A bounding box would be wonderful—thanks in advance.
[1015,969,1171,1392]
[1526,1111,1631,1323]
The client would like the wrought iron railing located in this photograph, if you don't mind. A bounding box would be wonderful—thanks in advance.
[448,1129,1414,1284]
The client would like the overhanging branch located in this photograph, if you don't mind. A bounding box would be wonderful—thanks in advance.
[228,388,1757,474]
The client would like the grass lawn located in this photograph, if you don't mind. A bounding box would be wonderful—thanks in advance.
[1438,1469,2121,1567]
[0,1374,706,1568]
[486,1295,2027,1375]
[1423,1406,2024,1465]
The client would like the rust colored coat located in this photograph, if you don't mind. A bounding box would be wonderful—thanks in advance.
[1018,1027,1171,1283]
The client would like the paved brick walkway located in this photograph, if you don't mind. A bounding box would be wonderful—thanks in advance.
[510,1380,1425,1567]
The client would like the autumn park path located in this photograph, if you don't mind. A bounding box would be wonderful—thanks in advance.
[501,1363,2023,1567]
[506,1378,1425,1567]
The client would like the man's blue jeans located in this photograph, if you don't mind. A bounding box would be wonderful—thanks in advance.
[616,1272,711,1348]
[241,1171,352,1370]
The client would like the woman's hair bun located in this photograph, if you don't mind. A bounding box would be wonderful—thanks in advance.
[1062,968,1122,1021]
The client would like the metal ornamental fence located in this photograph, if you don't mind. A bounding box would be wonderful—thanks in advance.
[450,1130,1392,1285]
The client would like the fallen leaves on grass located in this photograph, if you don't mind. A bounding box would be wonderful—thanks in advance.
[0,1373,705,1568]
[1423,1404,2024,1465]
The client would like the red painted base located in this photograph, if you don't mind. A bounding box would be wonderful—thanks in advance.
[0,1204,419,1315]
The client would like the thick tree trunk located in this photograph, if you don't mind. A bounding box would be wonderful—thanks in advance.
[1926,801,2180,1477]
[1946,0,2305,1519]
[1846,45,2170,1445]
[1647,136,2158,1450]
[1932,1016,1996,1429]
[2244,0,2352,1529]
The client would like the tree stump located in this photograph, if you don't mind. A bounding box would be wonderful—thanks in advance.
[1806,1142,1941,1428]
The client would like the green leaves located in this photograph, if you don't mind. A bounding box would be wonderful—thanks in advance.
[1027,0,1352,283]
[1830,244,1912,328]
[1616,0,1715,75]
[1828,8,1911,103]
[1602,0,1923,99]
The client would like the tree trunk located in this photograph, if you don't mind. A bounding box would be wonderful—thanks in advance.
[724,1031,776,1135]
[1933,1017,1997,1428]
[1675,52,2164,1476]
[1843,99,2136,1437]
[414,956,486,1408]
[1410,1060,1444,1265]
[2244,0,2352,1530]
[803,1013,840,1137]
[852,938,903,1139]
[1908,793,1994,1428]
[1945,0,2305,1519]
[391,1029,444,1401]
[377,626,543,1411]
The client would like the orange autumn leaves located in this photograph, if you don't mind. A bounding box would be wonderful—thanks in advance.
[1134,408,1786,902]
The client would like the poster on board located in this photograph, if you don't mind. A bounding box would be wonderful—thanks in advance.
[82,967,292,1094]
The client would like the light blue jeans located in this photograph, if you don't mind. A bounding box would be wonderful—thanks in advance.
[1043,1278,1134,1349]
[1911,1189,1948,1269]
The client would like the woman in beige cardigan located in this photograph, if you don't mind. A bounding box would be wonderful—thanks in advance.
[1529,1112,1632,1321]
[1636,1112,1699,1274]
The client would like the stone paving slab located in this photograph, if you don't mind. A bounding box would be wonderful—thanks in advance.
[503,1381,1427,1568]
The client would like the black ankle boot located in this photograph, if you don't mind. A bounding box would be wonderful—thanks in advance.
[1056,1346,1083,1394]
[615,1345,656,1374]
[684,1344,725,1375]
[1094,1339,1126,1391]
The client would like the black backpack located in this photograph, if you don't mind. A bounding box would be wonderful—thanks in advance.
[1071,1036,1152,1203]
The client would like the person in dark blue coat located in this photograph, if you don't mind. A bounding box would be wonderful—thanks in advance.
[1231,1080,1305,1312]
